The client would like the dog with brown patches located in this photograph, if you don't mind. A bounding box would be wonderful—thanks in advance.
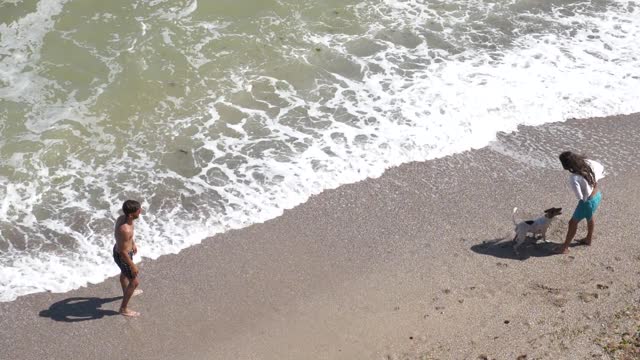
[512,207,563,255]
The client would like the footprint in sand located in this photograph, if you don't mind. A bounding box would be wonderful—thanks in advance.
[578,292,599,303]
[496,262,508,268]
[532,283,561,295]
[552,297,569,307]
[531,283,569,306]
[599,262,615,272]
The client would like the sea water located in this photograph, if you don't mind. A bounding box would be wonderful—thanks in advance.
[0,0,638,301]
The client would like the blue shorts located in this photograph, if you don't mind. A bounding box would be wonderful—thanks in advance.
[572,191,602,221]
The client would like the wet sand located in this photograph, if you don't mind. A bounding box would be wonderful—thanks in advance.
[1,113,639,360]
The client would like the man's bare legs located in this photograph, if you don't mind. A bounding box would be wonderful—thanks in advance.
[120,277,140,317]
[558,218,579,254]
[119,274,142,298]
[119,273,128,293]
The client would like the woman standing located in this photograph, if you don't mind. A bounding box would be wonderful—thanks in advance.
[557,151,606,254]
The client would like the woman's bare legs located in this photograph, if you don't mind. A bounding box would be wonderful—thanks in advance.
[584,217,595,245]
[558,218,579,254]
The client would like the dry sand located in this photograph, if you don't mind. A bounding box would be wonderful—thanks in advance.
[1,114,640,360]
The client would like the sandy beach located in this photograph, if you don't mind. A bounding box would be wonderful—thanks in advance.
[1,113,640,360]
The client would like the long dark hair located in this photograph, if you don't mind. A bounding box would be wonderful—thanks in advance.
[559,151,596,186]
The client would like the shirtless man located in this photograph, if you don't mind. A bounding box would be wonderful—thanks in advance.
[113,199,143,317]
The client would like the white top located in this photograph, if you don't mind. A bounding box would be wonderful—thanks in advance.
[568,159,606,201]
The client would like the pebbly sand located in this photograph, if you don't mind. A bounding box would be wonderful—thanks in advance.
[1,114,639,360]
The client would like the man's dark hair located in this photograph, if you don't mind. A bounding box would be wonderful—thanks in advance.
[122,200,141,215]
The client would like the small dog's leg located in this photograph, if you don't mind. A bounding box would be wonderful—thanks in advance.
[513,233,524,255]
[541,230,550,243]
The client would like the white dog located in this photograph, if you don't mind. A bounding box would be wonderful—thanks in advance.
[512,207,562,254]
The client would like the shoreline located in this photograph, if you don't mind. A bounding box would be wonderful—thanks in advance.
[1,113,640,359]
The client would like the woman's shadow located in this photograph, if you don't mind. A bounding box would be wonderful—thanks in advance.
[39,296,122,322]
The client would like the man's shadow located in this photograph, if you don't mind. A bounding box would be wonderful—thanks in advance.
[39,296,122,322]
[470,237,558,260]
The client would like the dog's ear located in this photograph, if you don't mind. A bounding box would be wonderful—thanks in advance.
[544,208,562,216]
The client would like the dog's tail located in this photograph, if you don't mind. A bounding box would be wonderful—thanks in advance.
[512,207,518,225]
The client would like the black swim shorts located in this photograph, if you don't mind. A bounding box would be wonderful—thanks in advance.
[113,245,136,279]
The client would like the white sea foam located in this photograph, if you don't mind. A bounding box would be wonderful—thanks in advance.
[1,0,639,302]
[0,0,69,101]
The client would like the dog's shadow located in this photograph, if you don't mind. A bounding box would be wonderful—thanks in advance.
[470,237,558,260]
[39,296,122,322]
